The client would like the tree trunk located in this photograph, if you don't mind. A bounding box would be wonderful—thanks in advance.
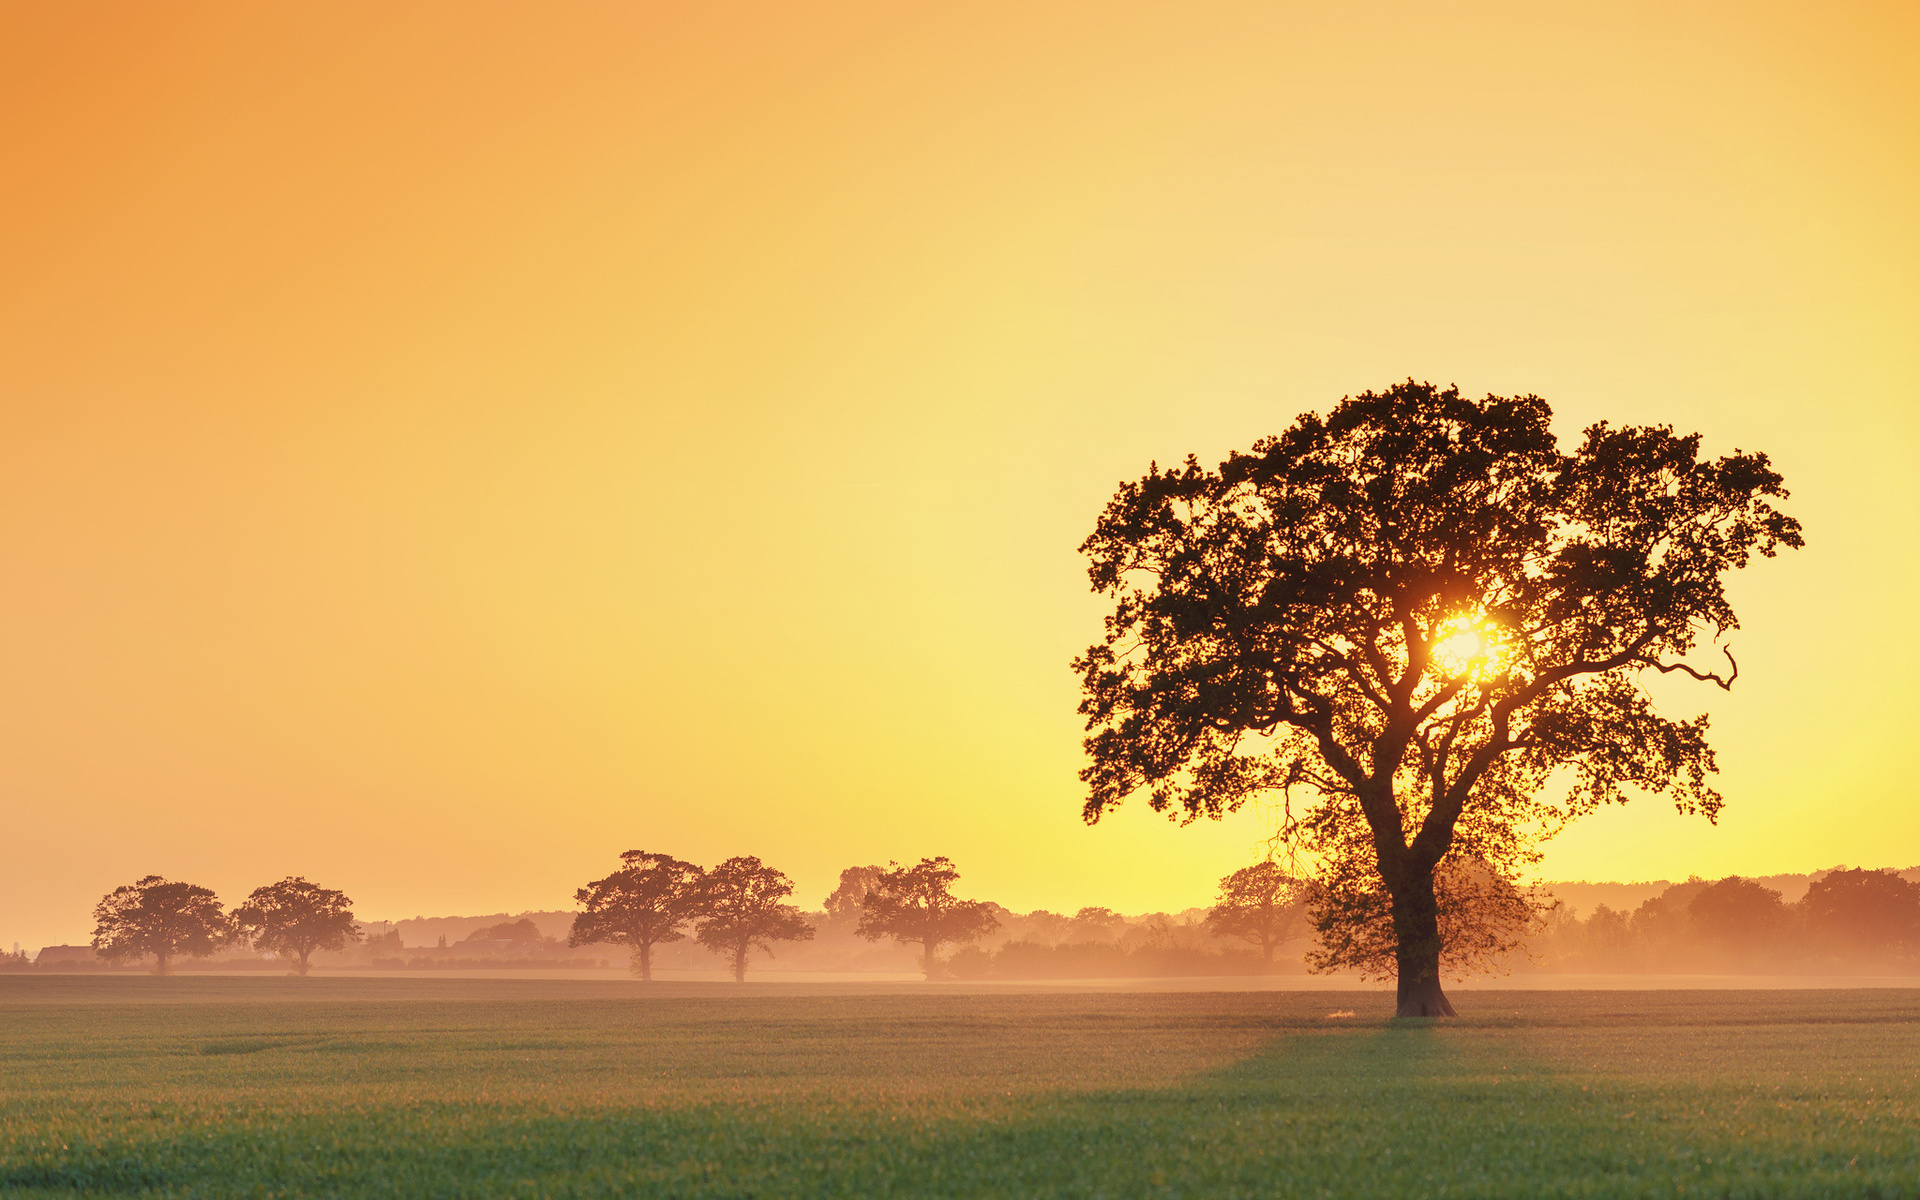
[922,941,936,981]
[633,942,653,981]
[732,944,748,982]
[1390,868,1456,1018]
[153,947,171,976]
[296,947,312,976]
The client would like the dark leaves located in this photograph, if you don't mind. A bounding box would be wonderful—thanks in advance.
[1075,381,1799,967]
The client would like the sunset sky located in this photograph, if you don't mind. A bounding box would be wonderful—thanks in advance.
[3,2,1915,951]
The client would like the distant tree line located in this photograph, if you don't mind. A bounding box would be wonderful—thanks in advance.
[569,852,1311,982]
[56,860,1920,980]
[571,852,1007,981]
[1527,870,1920,974]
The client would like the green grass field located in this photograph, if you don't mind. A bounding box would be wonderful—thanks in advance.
[2,977,1915,1198]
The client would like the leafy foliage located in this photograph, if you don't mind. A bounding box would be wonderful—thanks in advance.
[468,918,543,942]
[1305,851,1538,981]
[90,876,236,974]
[855,857,1001,977]
[1203,861,1308,962]
[821,865,887,926]
[1076,381,1800,1013]
[1686,876,1790,963]
[234,877,362,976]
[694,856,814,981]
[1805,868,1920,962]
[569,851,706,981]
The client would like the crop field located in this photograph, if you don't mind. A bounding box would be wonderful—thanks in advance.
[2,978,1916,1198]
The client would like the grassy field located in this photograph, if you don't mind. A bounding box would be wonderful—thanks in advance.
[2,978,1916,1198]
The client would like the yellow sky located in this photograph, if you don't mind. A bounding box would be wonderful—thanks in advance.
[3,2,1915,949]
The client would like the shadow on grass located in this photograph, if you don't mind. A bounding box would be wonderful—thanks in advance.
[9,999,1920,1199]
[0,1160,172,1194]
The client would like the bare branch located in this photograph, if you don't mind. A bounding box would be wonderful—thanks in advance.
[1645,646,1739,691]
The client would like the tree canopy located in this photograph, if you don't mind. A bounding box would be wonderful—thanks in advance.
[1204,862,1308,963]
[1076,382,1801,1015]
[470,918,544,943]
[91,876,236,975]
[1686,876,1790,964]
[822,865,887,927]
[1804,869,1920,964]
[694,856,814,982]
[233,876,362,976]
[569,851,706,981]
[856,857,1001,978]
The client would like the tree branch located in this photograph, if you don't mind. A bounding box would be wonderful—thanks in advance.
[1645,646,1738,691]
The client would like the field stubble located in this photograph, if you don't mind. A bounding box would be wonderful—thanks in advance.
[1,977,1915,1198]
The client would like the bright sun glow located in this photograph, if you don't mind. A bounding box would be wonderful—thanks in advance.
[1429,621,1503,680]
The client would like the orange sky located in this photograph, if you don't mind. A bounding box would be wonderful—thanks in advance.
[3,2,1916,950]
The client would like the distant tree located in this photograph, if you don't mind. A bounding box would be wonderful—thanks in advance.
[569,851,706,981]
[1627,882,1710,971]
[1204,862,1308,963]
[1804,869,1920,964]
[822,865,887,927]
[1583,903,1635,967]
[694,856,814,982]
[856,857,1001,979]
[470,918,543,943]
[1688,876,1789,964]
[233,877,363,976]
[1076,382,1801,1015]
[1068,906,1124,941]
[91,876,236,975]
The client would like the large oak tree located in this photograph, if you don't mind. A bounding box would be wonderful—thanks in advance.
[855,857,1001,979]
[694,856,814,982]
[91,876,236,975]
[234,876,362,976]
[1076,382,1800,1015]
[569,851,706,981]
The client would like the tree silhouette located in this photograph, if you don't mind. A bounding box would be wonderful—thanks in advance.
[569,851,706,980]
[1304,849,1536,981]
[1068,906,1123,941]
[822,864,887,928]
[234,876,362,976]
[694,856,814,982]
[91,876,236,975]
[1805,869,1920,964]
[1076,382,1800,1015]
[1688,876,1790,966]
[856,857,1001,979]
[1205,862,1307,963]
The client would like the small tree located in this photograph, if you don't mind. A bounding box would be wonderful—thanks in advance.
[233,877,362,976]
[91,876,236,975]
[1205,862,1307,963]
[856,857,1001,979]
[569,851,706,981]
[694,856,814,982]
[822,865,887,928]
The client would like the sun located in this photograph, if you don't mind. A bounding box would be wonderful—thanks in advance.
[1429,620,1503,679]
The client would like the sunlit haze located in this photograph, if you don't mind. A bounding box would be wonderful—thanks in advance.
[3,2,1915,951]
